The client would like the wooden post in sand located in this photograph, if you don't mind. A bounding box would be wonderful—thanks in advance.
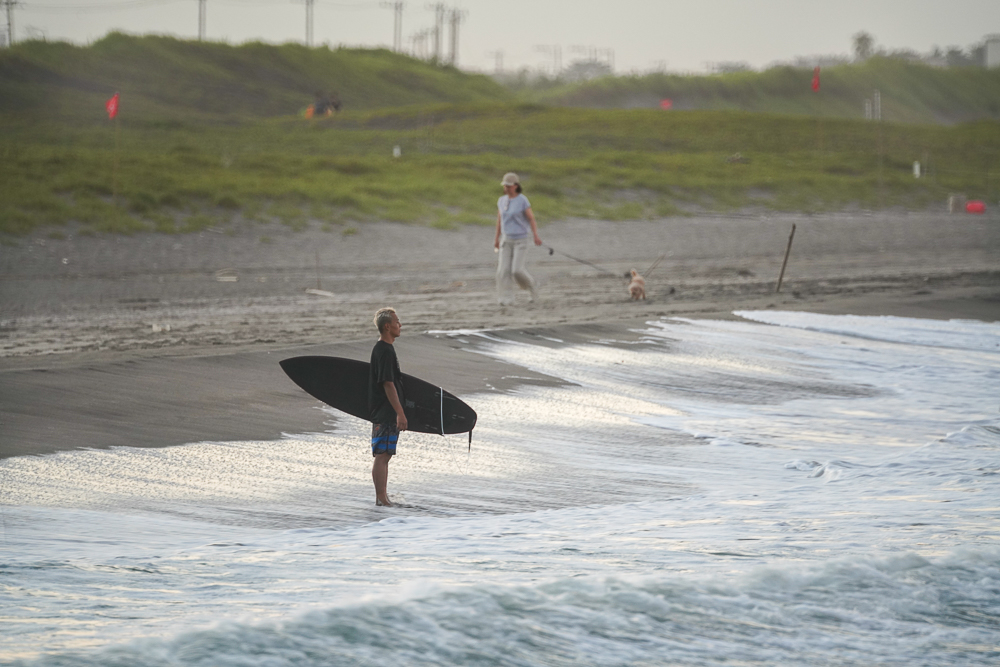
[775,223,796,293]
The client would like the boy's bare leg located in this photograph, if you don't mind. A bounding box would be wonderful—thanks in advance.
[372,452,393,506]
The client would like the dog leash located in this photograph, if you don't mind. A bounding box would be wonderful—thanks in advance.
[644,254,666,277]
[543,245,620,277]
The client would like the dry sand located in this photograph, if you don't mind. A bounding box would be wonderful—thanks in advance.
[1,210,998,459]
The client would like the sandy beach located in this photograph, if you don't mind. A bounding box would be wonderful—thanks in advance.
[2,210,998,459]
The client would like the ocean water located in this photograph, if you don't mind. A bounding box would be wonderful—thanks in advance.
[2,311,999,666]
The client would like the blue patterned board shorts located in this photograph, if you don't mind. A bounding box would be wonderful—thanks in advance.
[371,423,399,456]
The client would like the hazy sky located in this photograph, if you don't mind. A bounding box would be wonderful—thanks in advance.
[11,0,1000,73]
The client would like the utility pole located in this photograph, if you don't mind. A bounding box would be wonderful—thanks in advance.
[571,45,613,70]
[380,1,404,52]
[486,49,504,74]
[447,7,465,66]
[426,3,446,62]
[601,48,615,72]
[534,45,562,76]
[410,27,431,59]
[3,0,18,47]
[305,0,315,47]
[198,0,206,41]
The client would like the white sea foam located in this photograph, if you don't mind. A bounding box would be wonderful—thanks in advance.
[13,548,1000,667]
[2,313,999,665]
[734,309,1000,352]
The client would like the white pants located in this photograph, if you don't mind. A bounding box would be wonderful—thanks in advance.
[496,236,537,305]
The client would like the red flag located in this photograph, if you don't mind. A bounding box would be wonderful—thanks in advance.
[106,93,119,119]
[659,98,673,110]
[811,67,820,92]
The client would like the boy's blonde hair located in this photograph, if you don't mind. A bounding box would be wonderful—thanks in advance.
[374,307,397,333]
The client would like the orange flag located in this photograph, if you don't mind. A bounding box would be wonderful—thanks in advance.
[811,67,820,92]
[106,93,119,119]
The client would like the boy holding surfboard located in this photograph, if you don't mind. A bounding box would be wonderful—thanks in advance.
[369,307,407,507]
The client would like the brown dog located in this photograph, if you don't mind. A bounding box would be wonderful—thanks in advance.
[628,269,646,301]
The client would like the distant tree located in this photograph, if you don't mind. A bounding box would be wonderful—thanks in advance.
[946,47,974,68]
[969,43,986,67]
[853,32,875,61]
[562,60,613,83]
[710,61,752,74]
[24,26,47,42]
[887,49,921,63]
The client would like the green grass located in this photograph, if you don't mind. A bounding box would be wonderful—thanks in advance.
[3,33,998,236]
[2,103,999,235]
[6,34,1000,127]
[0,33,508,123]
[525,58,1000,125]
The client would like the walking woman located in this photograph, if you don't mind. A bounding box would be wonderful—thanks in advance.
[494,172,543,306]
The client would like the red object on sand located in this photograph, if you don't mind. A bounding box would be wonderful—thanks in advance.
[106,93,119,119]
[660,99,673,110]
[811,67,820,92]
[965,200,985,214]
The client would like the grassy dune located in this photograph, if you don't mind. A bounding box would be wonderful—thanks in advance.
[529,58,1000,125]
[2,36,999,236]
[0,32,507,121]
[3,104,998,236]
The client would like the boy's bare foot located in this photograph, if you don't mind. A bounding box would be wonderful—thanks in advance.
[376,497,393,507]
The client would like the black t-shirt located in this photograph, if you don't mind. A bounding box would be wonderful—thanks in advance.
[369,340,404,424]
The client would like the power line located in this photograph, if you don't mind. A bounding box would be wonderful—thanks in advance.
[3,0,19,46]
[16,0,441,55]
[306,0,313,46]
[446,5,463,65]
[292,0,315,46]
[425,2,444,61]
[571,44,614,71]
[23,0,377,11]
[316,0,377,6]
[415,2,465,64]
[379,1,402,52]
[534,44,561,76]
[485,49,502,73]
[24,0,185,11]
[408,25,431,59]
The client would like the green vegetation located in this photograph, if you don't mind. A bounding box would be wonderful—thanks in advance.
[4,34,999,126]
[526,58,1000,125]
[3,104,998,235]
[2,35,999,236]
[0,32,507,122]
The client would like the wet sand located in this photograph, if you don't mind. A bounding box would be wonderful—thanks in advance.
[1,211,998,459]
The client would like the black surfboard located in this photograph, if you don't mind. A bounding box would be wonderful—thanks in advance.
[279,356,477,444]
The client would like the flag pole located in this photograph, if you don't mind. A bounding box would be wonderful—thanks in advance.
[106,92,121,212]
[812,67,822,156]
[113,114,120,209]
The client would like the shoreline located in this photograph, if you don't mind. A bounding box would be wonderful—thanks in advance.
[2,212,998,460]
[2,288,997,461]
